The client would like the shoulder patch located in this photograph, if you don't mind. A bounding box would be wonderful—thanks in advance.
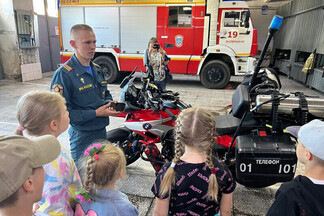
[63,64,73,73]
[58,61,73,73]
[52,84,63,95]
[93,62,101,68]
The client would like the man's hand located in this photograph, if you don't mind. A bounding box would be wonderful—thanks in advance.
[96,101,120,117]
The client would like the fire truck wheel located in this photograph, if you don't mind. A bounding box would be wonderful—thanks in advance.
[200,60,231,89]
[93,55,119,83]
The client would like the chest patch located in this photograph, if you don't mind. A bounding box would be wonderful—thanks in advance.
[79,84,93,91]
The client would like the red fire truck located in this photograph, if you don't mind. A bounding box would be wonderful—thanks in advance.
[58,0,257,89]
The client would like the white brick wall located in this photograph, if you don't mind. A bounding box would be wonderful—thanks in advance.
[21,63,42,82]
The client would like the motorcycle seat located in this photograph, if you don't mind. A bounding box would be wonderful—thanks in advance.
[215,112,259,136]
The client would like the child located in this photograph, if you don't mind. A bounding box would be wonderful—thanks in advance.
[74,142,138,216]
[151,107,236,216]
[267,119,324,216]
[15,91,82,216]
[0,135,61,216]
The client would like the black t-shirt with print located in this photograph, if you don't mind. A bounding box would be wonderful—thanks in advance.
[267,175,324,216]
[151,158,236,216]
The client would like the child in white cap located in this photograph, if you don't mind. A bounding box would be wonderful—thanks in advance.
[267,119,324,216]
[0,135,60,216]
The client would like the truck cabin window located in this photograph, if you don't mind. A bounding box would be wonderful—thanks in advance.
[224,11,240,27]
[240,11,250,27]
[169,6,192,27]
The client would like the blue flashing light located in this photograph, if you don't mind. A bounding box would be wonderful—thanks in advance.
[270,15,283,30]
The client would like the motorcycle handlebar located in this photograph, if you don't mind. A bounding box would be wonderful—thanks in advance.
[130,66,138,76]
[162,106,177,120]
[145,89,176,120]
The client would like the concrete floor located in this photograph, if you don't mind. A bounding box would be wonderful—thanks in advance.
[0,72,323,215]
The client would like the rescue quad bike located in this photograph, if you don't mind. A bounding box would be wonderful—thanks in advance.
[213,15,324,187]
[106,67,190,171]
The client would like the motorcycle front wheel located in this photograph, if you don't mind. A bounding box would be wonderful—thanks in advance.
[106,127,141,165]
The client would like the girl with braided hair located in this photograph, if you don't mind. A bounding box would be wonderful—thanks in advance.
[151,108,236,216]
[74,142,138,216]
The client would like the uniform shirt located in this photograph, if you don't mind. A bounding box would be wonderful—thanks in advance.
[75,190,138,216]
[267,175,324,216]
[152,159,236,216]
[51,54,113,132]
[36,145,82,216]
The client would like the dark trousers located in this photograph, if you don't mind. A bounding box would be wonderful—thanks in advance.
[68,127,107,164]
[154,80,166,90]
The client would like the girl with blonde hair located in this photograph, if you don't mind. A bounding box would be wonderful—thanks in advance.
[74,142,138,216]
[151,107,236,216]
[16,91,81,216]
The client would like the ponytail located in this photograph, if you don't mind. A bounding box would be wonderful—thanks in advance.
[15,125,25,136]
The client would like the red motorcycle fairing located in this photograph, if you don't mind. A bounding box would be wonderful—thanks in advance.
[123,109,180,129]
[111,107,181,172]
[121,108,179,144]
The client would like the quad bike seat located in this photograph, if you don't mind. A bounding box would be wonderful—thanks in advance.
[215,112,259,136]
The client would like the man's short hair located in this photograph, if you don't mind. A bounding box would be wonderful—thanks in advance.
[70,24,93,40]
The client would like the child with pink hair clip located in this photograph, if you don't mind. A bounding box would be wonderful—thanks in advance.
[75,142,138,216]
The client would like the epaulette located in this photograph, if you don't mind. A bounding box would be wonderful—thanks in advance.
[93,62,101,68]
[60,61,73,73]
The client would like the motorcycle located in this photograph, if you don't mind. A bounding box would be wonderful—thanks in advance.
[108,16,324,188]
[213,15,324,187]
[106,67,190,172]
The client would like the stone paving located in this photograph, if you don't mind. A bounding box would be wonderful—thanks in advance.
[0,72,323,215]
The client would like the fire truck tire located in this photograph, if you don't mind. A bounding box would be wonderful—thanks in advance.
[200,60,231,89]
[106,127,140,165]
[93,55,119,83]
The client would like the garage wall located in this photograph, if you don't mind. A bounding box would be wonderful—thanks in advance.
[250,8,277,53]
[249,8,277,66]
[0,0,20,80]
[13,0,33,11]
[274,0,324,54]
[273,0,324,93]
[0,53,4,80]
[38,15,60,72]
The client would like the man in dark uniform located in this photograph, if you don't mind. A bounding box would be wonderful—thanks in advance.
[51,24,119,163]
